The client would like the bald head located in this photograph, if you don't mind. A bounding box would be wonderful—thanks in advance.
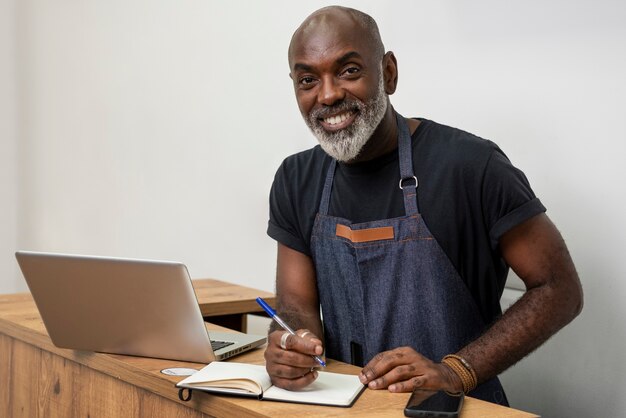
[289,6,385,65]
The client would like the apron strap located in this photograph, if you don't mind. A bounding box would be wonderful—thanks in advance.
[318,158,337,215]
[318,111,419,216]
[396,112,419,216]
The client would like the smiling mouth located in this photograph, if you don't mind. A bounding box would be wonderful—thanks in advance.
[318,110,358,131]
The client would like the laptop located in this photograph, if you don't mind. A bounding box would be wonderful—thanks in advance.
[15,251,266,363]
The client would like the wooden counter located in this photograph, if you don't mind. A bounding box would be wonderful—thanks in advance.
[0,293,538,417]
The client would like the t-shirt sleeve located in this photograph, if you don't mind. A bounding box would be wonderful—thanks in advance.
[482,147,547,249]
[267,160,311,256]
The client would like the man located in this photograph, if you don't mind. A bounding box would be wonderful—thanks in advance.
[264,6,583,404]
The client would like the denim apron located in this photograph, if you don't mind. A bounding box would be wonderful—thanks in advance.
[310,112,507,404]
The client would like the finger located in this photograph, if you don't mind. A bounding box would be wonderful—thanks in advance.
[297,329,323,345]
[280,331,290,350]
[366,363,419,390]
[265,343,319,368]
[269,369,319,391]
[269,362,318,380]
[386,364,453,393]
[268,330,287,346]
[388,372,448,393]
[359,348,410,384]
[282,331,324,356]
[265,348,317,369]
[388,376,425,393]
[268,329,324,355]
[265,336,320,370]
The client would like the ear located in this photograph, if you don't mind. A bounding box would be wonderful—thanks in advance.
[382,51,398,95]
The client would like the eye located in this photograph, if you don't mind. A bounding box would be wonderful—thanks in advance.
[341,66,361,77]
[298,76,318,88]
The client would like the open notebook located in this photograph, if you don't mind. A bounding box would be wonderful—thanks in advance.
[176,362,365,407]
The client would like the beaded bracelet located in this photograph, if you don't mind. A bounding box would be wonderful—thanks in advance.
[441,354,478,394]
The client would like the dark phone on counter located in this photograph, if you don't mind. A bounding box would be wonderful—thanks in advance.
[404,389,464,417]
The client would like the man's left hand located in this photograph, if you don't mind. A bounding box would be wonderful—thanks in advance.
[359,347,462,393]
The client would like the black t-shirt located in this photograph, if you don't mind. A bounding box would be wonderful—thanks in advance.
[267,118,546,323]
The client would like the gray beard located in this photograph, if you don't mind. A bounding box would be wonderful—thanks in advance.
[304,75,388,162]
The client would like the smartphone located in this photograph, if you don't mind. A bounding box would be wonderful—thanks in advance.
[403,389,464,417]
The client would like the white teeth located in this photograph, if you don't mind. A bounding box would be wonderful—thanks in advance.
[324,112,352,126]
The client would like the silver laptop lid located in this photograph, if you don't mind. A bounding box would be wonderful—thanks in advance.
[16,251,216,363]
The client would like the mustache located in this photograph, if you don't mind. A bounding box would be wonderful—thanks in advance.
[308,99,363,121]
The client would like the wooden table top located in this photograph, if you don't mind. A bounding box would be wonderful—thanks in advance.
[192,278,276,317]
[0,292,539,418]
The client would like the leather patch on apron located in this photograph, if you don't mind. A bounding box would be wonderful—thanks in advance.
[335,224,395,243]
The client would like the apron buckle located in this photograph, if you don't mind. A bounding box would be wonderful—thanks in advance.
[399,176,418,190]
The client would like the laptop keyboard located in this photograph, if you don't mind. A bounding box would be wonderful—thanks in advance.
[211,339,235,351]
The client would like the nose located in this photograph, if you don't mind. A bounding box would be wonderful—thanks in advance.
[317,76,345,106]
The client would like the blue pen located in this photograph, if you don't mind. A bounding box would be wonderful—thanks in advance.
[256,297,326,367]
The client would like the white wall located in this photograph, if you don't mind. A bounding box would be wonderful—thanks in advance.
[3,1,625,416]
[0,0,19,294]
[12,0,311,293]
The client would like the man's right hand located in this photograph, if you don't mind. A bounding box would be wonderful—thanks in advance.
[264,329,325,390]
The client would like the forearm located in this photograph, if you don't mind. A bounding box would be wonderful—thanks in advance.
[272,243,323,338]
[457,273,582,383]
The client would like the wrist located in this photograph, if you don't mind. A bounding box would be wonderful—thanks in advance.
[438,362,464,393]
[441,354,478,394]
